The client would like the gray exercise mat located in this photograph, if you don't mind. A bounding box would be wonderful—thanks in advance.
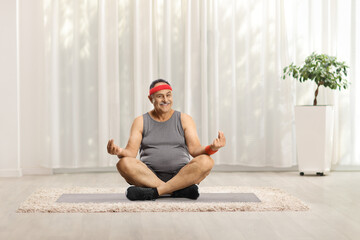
[56,193,261,203]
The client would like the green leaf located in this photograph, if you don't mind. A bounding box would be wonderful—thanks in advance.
[282,52,350,94]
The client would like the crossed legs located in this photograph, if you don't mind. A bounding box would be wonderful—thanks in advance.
[116,154,214,196]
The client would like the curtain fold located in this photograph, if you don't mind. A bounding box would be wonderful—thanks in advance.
[41,0,360,168]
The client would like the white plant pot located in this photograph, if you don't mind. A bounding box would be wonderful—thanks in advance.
[295,106,334,176]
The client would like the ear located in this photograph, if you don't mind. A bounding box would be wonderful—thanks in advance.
[148,95,154,104]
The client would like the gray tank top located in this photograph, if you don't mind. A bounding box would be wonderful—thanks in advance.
[140,110,190,174]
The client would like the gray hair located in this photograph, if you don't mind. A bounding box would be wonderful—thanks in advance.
[149,79,171,90]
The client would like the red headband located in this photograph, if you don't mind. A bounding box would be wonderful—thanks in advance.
[149,84,172,96]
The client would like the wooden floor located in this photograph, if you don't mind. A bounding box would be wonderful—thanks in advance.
[1,171,360,240]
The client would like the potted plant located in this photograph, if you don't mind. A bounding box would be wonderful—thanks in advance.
[283,52,349,176]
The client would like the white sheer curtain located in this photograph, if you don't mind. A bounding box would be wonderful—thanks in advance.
[41,0,360,168]
[285,0,360,166]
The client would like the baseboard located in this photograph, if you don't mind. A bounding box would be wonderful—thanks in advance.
[0,169,23,177]
[54,165,299,174]
[215,165,360,172]
[4,165,359,176]
[21,168,54,175]
[331,165,360,171]
[53,165,360,174]
[53,167,116,174]
[212,165,299,172]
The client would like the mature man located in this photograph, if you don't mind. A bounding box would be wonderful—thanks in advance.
[107,79,226,201]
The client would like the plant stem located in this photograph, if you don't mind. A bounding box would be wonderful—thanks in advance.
[313,85,319,106]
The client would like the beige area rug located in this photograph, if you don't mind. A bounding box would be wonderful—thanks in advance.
[17,186,309,213]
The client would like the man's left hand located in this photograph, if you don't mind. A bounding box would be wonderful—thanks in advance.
[210,131,226,151]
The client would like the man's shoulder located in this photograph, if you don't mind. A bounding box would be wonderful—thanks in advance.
[180,112,192,119]
[132,115,144,129]
[180,112,194,128]
[135,114,144,121]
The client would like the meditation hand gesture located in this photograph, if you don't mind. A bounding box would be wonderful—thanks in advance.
[210,131,226,151]
[107,139,123,157]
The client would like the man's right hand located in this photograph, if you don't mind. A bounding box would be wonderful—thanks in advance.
[107,139,123,156]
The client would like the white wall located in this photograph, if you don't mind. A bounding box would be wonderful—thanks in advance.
[0,0,21,177]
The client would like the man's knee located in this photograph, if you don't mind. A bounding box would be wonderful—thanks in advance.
[196,154,215,173]
[116,157,134,174]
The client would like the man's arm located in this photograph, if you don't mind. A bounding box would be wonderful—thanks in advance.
[107,116,143,158]
[181,113,226,158]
